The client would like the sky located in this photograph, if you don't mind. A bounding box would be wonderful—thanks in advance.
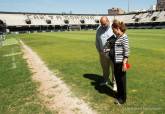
[0,0,157,14]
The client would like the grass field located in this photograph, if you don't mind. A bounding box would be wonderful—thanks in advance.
[0,37,54,114]
[1,29,165,114]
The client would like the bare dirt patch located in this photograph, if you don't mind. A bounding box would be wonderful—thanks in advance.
[20,40,96,114]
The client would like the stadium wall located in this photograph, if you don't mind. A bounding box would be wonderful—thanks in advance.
[0,11,165,33]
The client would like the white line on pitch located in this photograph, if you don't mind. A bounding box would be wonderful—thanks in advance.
[11,48,17,69]
[3,52,22,57]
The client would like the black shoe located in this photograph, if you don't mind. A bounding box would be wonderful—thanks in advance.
[114,98,125,105]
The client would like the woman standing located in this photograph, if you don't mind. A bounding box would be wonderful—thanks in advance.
[110,20,130,105]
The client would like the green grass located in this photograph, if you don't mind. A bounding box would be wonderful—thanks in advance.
[10,30,165,114]
[0,37,54,114]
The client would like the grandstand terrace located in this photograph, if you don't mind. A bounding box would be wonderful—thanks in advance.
[0,11,165,33]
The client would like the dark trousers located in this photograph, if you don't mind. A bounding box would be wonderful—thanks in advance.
[114,63,127,102]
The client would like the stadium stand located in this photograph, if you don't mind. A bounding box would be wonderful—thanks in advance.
[0,11,165,33]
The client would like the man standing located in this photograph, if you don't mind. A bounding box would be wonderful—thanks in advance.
[95,16,117,91]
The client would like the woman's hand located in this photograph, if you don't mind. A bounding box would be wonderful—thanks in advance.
[122,58,128,72]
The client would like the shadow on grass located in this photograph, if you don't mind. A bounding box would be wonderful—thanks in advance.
[83,74,116,98]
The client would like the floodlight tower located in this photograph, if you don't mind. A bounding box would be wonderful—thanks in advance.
[128,0,130,12]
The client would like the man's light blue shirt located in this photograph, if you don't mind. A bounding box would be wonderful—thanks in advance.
[96,25,113,52]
